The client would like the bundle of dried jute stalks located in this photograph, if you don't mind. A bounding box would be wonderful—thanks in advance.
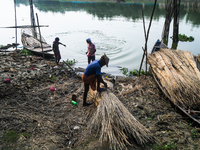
[148,48,200,109]
[88,90,155,150]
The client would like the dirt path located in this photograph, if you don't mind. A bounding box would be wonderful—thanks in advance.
[0,50,200,150]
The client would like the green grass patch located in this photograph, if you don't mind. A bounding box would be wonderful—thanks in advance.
[0,45,5,48]
[1,130,31,150]
[20,49,32,56]
[65,59,77,66]
[2,130,20,143]
[155,139,177,150]
[121,68,152,76]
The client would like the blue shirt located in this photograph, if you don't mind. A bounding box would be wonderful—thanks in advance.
[84,60,102,76]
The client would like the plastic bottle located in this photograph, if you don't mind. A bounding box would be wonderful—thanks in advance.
[71,100,77,105]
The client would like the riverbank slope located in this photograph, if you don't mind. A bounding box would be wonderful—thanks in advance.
[0,50,199,150]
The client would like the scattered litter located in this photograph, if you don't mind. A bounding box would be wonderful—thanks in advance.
[57,82,64,84]
[71,100,77,105]
[30,67,34,70]
[4,79,11,83]
[64,135,69,139]
[74,126,80,130]
[51,139,58,143]
[50,87,56,91]
[54,66,59,69]
[36,57,43,60]
[61,69,65,73]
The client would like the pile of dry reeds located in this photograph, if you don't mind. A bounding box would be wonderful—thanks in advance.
[197,54,200,64]
[148,48,200,109]
[88,90,155,150]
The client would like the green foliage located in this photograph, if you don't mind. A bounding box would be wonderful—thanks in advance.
[0,45,5,48]
[178,34,194,42]
[20,49,32,56]
[129,69,139,76]
[147,117,152,120]
[170,34,194,42]
[121,68,152,76]
[155,139,177,150]
[183,122,200,139]
[191,128,200,138]
[185,122,193,128]
[122,67,128,76]
[52,76,56,80]
[1,130,31,150]
[65,59,77,66]
[2,130,19,143]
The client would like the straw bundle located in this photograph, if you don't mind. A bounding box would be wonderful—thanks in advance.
[88,90,155,150]
[197,54,200,63]
[196,54,200,70]
[148,48,200,109]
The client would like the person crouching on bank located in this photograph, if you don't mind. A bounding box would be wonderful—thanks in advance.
[82,54,109,106]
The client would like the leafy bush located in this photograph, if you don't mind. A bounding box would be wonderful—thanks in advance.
[121,68,152,76]
[20,49,32,56]
[178,34,194,42]
[65,59,77,66]
[122,67,128,76]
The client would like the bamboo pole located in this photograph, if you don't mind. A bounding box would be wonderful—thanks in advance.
[139,0,157,77]
[29,0,37,38]
[14,0,17,51]
[0,25,49,28]
[145,0,157,75]
[138,9,147,76]
[36,13,44,59]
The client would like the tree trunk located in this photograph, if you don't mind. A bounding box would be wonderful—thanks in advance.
[162,0,173,40]
[173,0,180,43]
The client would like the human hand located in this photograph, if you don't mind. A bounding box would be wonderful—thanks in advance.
[97,88,107,92]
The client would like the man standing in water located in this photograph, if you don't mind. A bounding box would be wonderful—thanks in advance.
[86,38,96,64]
[82,54,109,106]
[53,37,66,65]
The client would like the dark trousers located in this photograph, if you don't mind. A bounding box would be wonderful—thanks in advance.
[88,56,95,64]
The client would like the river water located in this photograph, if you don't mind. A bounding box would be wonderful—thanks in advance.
[0,0,200,75]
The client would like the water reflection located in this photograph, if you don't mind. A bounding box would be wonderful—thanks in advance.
[171,42,178,49]
[6,0,200,75]
[16,1,200,26]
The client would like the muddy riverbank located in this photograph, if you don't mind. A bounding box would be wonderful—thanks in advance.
[0,50,200,150]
